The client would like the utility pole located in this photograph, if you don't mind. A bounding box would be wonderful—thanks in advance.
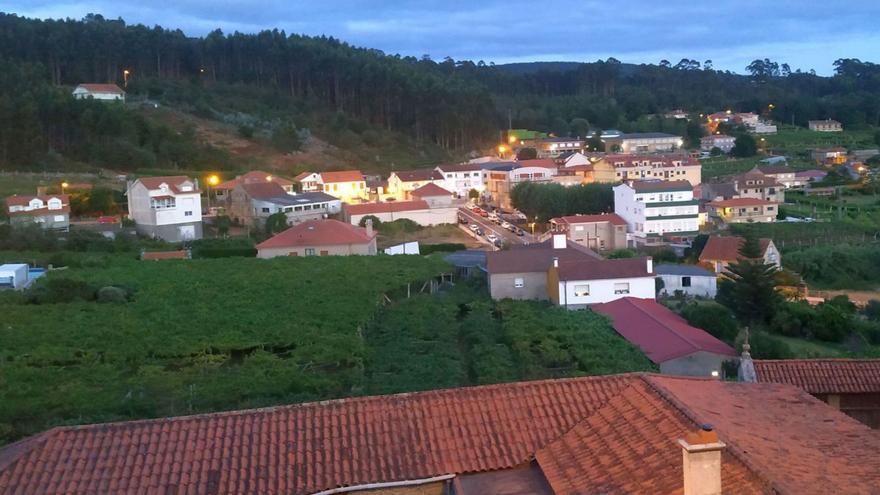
[507,108,512,130]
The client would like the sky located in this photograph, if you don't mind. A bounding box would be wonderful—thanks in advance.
[2,1,879,75]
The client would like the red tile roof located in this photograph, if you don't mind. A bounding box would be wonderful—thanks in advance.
[647,374,880,494]
[486,240,600,274]
[256,219,375,250]
[343,200,429,215]
[550,213,626,226]
[556,258,652,282]
[136,176,200,194]
[4,195,69,207]
[435,163,482,172]
[535,378,766,494]
[0,375,634,495]
[411,182,452,197]
[754,359,880,394]
[707,198,778,208]
[141,250,188,261]
[590,298,737,363]
[516,159,557,169]
[76,83,124,94]
[216,171,293,190]
[5,373,880,494]
[391,169,444,182]
[319,170,365,183]
[699,236,773,263]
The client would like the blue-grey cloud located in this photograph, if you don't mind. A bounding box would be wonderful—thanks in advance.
[1,0,878,74]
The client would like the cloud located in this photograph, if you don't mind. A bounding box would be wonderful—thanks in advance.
[1,0,878,74]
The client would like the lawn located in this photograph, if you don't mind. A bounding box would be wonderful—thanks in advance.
[764,125,877,154]
[376,223,481,250]
[0,172,122,198]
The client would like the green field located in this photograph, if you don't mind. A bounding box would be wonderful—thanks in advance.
[0,253,652,444]
[764,126,877,154]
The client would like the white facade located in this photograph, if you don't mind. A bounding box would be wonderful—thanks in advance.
[127,178,203,241]
[561,152,591,167]
[556,276,655,306]
[435,165,485,197]
[72,85,125,102]
[296,173,321,192]
[614,183,700,245]
[701,135,735,152]
[0,264,28,290]
[346,206,458,227]
[656,274,717,298]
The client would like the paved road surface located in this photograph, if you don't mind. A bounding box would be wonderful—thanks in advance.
[458,207,535,246]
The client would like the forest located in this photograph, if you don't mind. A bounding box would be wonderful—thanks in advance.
[1,13,879,171]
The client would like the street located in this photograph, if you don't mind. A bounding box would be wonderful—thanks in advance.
[458,207,536,247]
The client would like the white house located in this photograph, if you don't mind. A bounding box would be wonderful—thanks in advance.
[549,256,656,308]
[559,152,591,168]
[5,194,70,231]
[700,135,735,153]
[126,176,203,241]
[72,83,125,102]
[613,180,700,246]
[318,171,367,203]
[603,133,684,154]
[655,264,717,298]
[434,163,485,197]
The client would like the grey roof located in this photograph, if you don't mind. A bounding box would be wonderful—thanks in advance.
[444,250,487,269]
[478,161,518,171]
[759,156,787,164]
[619,132,680,140]
[654,264,714,277]
[262,191,338,206]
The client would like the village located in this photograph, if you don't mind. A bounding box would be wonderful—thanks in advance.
[2,10,880,493]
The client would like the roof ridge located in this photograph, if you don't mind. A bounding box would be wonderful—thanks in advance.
[755,358,880,363]
[638,376,780,493]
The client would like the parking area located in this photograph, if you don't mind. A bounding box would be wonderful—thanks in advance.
[458,206,534,248]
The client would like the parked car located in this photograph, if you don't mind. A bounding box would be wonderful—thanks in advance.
[501,221,513,230]
[486,233,499,243]
[493,238,503,248]
[515,229,525,237]
[469,224,480,232]
[479,210,489,218]
[458,215,468,224]
[475,228,484,236]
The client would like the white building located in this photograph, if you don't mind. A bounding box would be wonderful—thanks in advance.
[5,194,70,231]
[558,151,591,168]
[435,163,485,197]
[700,135,735,153]
[655,264,717,298]
[613,180,700,246]
[0,264,29,290]
[550,256,656,308]
[126,176,203,241]
[72,83,125,102]
[604,133,684,154]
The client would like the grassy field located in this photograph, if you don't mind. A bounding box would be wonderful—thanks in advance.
[764,126,877,154]
[377,223,480,249]
[0,172,125,197]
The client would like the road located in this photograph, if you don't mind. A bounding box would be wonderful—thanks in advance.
[458,207,535,247]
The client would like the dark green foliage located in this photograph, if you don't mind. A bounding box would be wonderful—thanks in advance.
[377,218,421,234]
[510,182,614,222]
[190,238,257,258]
[270,123,302,152]
[685,234,709,261]
[864,300,880,321]
[586,131,604,152]
[731,134,757,157]
[717,231,780,324]
[680,302,739,343]
[96,286,131,303]
[23,277,96,304]
[358,215,382,228]
[214,215,231,237]
[516,148,538,160]
[748,331,793,359]
[607,249,636,259]
[783,245,880,289]
[237,125,255,138]
[264,212,289,236]
[419,243,467,255]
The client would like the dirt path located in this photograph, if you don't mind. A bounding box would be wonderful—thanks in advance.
[808,289,880,306]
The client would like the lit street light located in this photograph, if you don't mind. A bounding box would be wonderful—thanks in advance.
[61,181,69,194]
[122,69,131,87]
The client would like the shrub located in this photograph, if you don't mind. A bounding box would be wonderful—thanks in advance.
[810,302,851,342]
[864,300,880,321]
[24,278,96,304]
[420,243,466,255]
[96,286,130,303]
[608,249,636,259]
[358,215,382,228]
[748,331,793,359]
[191,238,257,259]
[680,302,739,343]
[378,218,421,234]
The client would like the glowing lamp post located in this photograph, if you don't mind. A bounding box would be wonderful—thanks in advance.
[61,182,69,194]
[207,174,220,210]
[123,69,131,88]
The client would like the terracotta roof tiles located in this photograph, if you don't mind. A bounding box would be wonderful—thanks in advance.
[754,359,880,394]
[255,219,375,250]
[550,213,627,226]
[343,200,430,215]
[411,182,452,197]
[699,236,773,263]
[320,170,365,183]
[136,176,200,194]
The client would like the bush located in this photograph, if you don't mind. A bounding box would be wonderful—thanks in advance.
[358,215,382,228]
[608,249,636,259]
[24,278,96,304]
[420,243,466,255]
[378,218,421,234]
[191,238,257,259]
[680,302,739,342]
[768,302,814,338]
[864,300,880,321]
[96,286,130,303]
[810,302,851,342]
[749,331,792,359]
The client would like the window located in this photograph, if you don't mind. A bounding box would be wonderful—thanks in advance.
[767,206,775,211]
[261,207,270,213]
[333,184,339,191]
[54,215,65,222]
[514,277,524,288]
[184,211,193,217]
[150,197,176,209]
[305,248,316,256]
[681,276,692,287]
[320,250,329,256]
[574,225,584,232]
[613,282,630,295]
[574,284,590,297]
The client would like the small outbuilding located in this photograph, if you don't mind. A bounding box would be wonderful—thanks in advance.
[0,264,29,290]
[655,264,717,298]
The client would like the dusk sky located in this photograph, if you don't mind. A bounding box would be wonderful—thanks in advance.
[2,1,879,75]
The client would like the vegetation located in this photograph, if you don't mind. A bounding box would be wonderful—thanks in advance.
[510,182,614,222]
[783,244,880,289]
[716,233,781,324]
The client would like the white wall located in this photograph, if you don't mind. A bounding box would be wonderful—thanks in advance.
[127,182,203,227]
[348,207,457,227]
[557,276,655,306]
[436,168,485,196]
[657,274,717,298]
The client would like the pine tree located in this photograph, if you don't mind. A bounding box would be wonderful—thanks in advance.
[717,231,781,325]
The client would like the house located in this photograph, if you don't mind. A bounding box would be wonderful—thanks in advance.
[342,200,457,226]
[548,256,656,307]
[5,194,70,231]
[755,164,797,188]
[664,109,689,119]
[793,169,828,187]
[809,119,843,132]
[483,162,556,210]
[597,154,701,186]
[0,263,29,290]
[410,182,454,208]
[602,132,684,154]
[292,171,321,192]
[555,151,591,167]
[655,264,717,298]
[229,181,341,227]
[485,235,600,300]
[548,213,627,252]
[811,147,848,165]
[593,298,737,376]
[700,134,735,153]
[553,158,617,184]
[699,236,780,273]
[753,358,880,428]
[706,198,778,226]
[530,137,585,158]
[255,218,377,258]
[126,176,202,241]
[613,180,700,246]
[434,163,484,197]
[387,169,445,201]
[71,83,125,102]
[213,170,295,204]
[702,169,785,203]
[6,369,880,495]
[318,170,367,203]
[748,121,777,134]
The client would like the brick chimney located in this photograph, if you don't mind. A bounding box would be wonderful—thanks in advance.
[365,218,374,237]
[552,233,567,249]
[678,424,725,495]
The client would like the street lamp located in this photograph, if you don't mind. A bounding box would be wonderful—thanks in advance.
[61,182,69,194]
[122,69,131,87]
[265,175,273,182]
[497,145,507,157]
[207,174,220,210]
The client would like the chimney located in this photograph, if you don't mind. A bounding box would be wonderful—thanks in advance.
[646,257,653,274]
[678,424,726,495]
[365,218,374,237]
[552,233,567,249]
[553,257,559,268]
